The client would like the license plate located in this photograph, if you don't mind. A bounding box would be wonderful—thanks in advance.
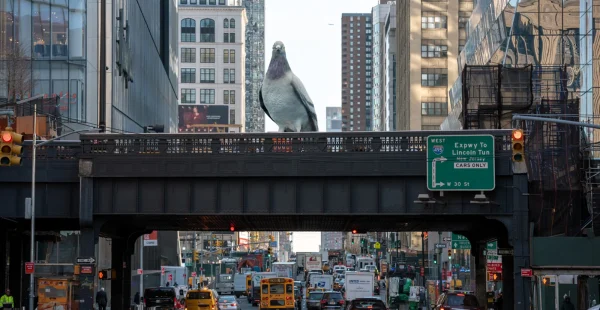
[329,301,335,305]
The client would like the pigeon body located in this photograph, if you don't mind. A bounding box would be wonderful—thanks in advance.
[260,41,319,132]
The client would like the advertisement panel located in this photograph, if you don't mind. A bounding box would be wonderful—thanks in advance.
[144,231,158,246]
[178,104,229,132]
[305,255,322,271]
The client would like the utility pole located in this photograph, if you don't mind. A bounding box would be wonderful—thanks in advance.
[438,231,443,295]
[421,232,425,286]
[193,232,197,288]
[396,232,400,271]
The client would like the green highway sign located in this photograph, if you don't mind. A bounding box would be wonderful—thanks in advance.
[426,135,495,191]
[487,240,498,252]
[451,233,471,250]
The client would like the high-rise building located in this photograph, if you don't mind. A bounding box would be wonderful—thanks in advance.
[243,0,266,132]
[0,0,179,134]
[177,0,247,133]
[321,232,344,251]
[371,2,391,131]
[326,107,342,132]
[394,0,473,130]
[341,13,373,132]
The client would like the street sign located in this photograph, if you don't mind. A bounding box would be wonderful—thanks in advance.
[269,241,278,247]
[435,243,447,249]
[442,237,451,242]
[487,241,498,252]
[25,262,34,274]
[374,242,381,249]
[521,268,533,277]
[137,269,143,275]
[168,274,173,281]
[192,272,197,277]
[487,263,502,272]
[76,257,96,264]
[498,248,514,256]
[451,233,471,250]
[426,135,496,191]
[80,266,93,274]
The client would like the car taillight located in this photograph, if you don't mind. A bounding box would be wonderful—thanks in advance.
[286,296,292,301]
[320,300,327,304]
[339,300,345,305]
[231,303,236,306]
[174,297,177,305]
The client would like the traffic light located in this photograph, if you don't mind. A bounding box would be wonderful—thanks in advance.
[448,249,452,259]
[193,250,199,261]
[433,253,438,264]
[491,272,502,281]
[269,235,275,242]
[98,270,108,280]
[512,129,525,162]
[230,225,235,232]
[423,232,428,239]
[0,127,23,166]
[351,238,355,244]
[267,247,272,256]
[352,229,358,234]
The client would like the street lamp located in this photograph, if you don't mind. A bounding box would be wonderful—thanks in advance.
[17,96,101,310]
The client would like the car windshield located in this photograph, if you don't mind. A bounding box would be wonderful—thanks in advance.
[323,293,343,301]
[188,291,212,299]
[446,294,479,306]
[309,293,324,300]
[219,296,236,302]
[146,288,175,298]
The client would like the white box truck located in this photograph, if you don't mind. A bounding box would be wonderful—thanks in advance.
[305,254,322,271]
[234,273,250,298]
[273,262,297,278]
[344,272,374,302]
[308,274,333,291]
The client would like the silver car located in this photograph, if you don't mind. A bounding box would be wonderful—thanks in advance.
[217,295,241,310]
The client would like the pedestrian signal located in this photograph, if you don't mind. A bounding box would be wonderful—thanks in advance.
[98,270,108,280]
[512,129,525,162]
[542,277,552,286]
[448,249,452,259]
[491,272,502,281]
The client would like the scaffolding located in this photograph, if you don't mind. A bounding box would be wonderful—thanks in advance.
[462,65,587,236]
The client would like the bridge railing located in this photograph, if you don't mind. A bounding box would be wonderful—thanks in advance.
[79,130,512,156]
[21,140,82,160]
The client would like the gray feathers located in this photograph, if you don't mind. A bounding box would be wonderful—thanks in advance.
[259,41,319,132]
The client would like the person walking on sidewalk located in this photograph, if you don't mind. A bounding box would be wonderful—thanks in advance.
[96,288,108,310]
[0,289,14,309]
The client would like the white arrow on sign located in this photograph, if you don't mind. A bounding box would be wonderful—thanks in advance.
[432,157,447,188]
[76,257,96,264]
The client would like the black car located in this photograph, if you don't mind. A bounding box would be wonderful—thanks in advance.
[320,291,345,310]
[306,291,325,310]
[433,292,482,309]
[348,298,387,310]
[144,287,177,310]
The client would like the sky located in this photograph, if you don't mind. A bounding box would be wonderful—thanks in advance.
[291,232,321,252]
[263,0,380,132]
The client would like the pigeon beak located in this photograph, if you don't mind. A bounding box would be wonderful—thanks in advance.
[275,45,281,51]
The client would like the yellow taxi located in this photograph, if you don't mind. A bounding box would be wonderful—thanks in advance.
[185,288,218,310]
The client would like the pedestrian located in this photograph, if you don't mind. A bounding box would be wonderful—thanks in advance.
[0,289,14,309]
[560,295,575,310]
[96,288,108,310]
[134,292,140,305]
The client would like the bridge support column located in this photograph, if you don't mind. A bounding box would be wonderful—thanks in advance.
[79,226,100,310]
[509,173,531,309]
[7,230,26,309]
[473,241,487,308]
[110,237,134,310]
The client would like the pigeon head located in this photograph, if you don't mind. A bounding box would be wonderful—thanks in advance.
[267,41,291,80]
[272,41,286,57]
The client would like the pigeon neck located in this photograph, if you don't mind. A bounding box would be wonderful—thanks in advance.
[267,56,291,80]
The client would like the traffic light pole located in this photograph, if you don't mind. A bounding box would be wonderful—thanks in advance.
[438,231,443,296]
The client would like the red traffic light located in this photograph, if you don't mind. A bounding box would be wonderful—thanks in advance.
[352,229,357,234]
[512,129,524,141]
[1,132,12,143]
[230,225,235,232]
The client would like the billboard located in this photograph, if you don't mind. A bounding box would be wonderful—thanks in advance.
[178,104,229,132]
[144,231,158,246]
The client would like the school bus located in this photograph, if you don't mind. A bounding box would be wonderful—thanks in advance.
[37,278,80,310]
[259,277,295,310]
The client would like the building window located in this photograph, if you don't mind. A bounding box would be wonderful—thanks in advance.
[421,101,448,116]
[459,12,471,29]
[200,69,215,83]
[219,0,225,4]
[224,33,236,43]
[181,89,196,104]
[224,90,230,104]
[200,18,215,42]
[421,68,448,86]
[224,69,235,83]
[200,48,215,63]
[224,18,229,28]
[230,109,235,124]
[230,19,236,28]
[459,39,467,53]
[421,40,448,58]
[422,125,440,130]
[421,12,447,29]
[230,90,236,104]
[181,0,187,4]
[200,89,216,104]
[209,0,216,4]
[181,48,196,63]
[229,49,235,63]
[181,18,196,42]
[181,68,196,83]
[224,50,229,63]
[191,0,197,3]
